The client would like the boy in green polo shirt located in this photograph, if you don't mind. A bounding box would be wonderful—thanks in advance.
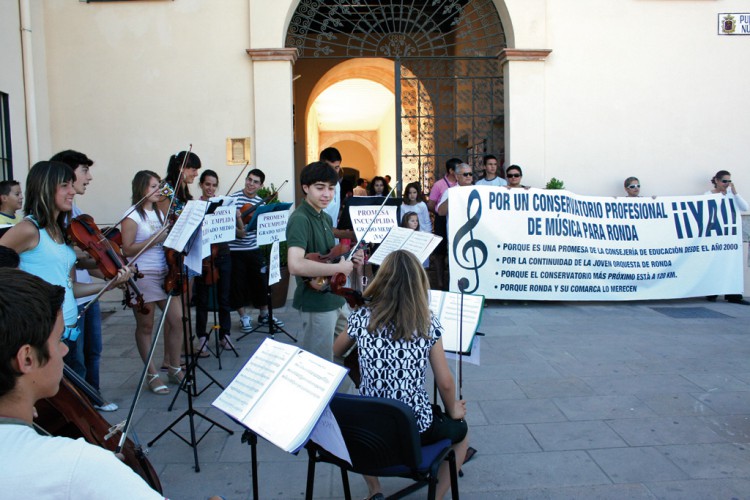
[286,161,364,361]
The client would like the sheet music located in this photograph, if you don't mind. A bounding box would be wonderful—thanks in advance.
[369,226,442,265]
[212,340,297,421]
[165,200,208,252]
[309,406,351,465]
[429,290,484,353]
[246,350,347,452]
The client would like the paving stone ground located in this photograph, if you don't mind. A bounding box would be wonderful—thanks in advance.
[91,287,750,500]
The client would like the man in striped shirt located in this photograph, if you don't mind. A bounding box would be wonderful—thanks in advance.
[229,169,284,332]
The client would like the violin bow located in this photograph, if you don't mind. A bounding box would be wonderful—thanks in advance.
[223,161,250,196]
[160,144,193,231]
[345,182,399,261]
[240,179,289,230]
[101,182,174,239]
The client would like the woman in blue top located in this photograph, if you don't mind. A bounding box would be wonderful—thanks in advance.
[334,249,469,500]
[0,161,131,344]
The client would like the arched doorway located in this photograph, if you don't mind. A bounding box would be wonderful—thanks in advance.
[287,0,507,193]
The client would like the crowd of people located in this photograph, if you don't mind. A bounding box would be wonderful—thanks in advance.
[0,146,746,498]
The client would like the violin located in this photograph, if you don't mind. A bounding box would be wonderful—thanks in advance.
[164,247,188,296]
[238,180,289,226]
[304,241,353,291]
[35,372,162,493]
[200,245,221,286]
[67,214,149,315]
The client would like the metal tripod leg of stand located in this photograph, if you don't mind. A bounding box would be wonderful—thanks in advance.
[148,263,233,472]
[237,271,296,342]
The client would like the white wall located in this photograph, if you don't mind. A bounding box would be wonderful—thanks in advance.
[540,0,750,197]
[40,0,254,222]
[20,0,750,219]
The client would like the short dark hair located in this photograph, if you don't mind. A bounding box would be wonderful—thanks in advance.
[0,269,65,398]
[483,154,497,165]
[50,150,94,170]
[319,147,342,163]
[299,161,338,188]
[0,180,19,197]
[356,178,365,187]
[200,169,219,184]
[506,164,523,176]
[247,168,266,184]
[446,158,463,174]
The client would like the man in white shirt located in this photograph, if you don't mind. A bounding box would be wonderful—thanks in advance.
[0,268,165,499]
[320,147,355,241]
[475,154,507,187]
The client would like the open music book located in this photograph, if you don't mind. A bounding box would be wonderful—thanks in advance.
[212,339,348,453]
[429,290,484,354]
[368,226,443,265]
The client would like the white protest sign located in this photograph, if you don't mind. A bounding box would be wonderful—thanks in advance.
[350,205,398,243]
[447,186,744,301]
[257,209,290,246]
[202,206,236,246]
[268,241,281,285]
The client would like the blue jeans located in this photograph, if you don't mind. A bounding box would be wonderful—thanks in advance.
[78,301,103,390]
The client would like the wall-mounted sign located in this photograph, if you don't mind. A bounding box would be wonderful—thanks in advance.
[718,13,750,35]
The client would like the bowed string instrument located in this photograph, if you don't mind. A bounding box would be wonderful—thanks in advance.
[305,183,399,389]
[70,182,176,321]
[161,145,193,296]
[305,182,398,293]
[238,179,289,227]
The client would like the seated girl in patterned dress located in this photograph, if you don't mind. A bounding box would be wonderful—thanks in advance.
[333,249,469,500]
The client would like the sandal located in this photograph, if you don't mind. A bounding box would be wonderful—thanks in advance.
[167,365,185,385]
[193,338,210,358]
[146,373,170,395]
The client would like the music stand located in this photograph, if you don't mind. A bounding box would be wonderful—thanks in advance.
[197,252,239,369]
[148,203,234,472]
[238,260,296,343]
[236,202,296,343]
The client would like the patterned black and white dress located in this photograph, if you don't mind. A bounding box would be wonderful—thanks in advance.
[347,307,443,433]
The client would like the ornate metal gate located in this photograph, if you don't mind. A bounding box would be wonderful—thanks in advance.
[286,0,507,192]
[396,56,503,191]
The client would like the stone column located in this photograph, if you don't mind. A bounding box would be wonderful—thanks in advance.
[498,49,552,183]
[246,48,298,192]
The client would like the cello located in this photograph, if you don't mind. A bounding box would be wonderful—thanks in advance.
[34,372,163,493]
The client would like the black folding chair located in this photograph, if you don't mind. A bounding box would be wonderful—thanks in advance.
[305,394,459,500]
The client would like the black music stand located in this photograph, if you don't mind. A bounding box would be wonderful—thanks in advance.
[238,262,296,343]
[237,203,296,343]
[148,216,233,473]
[198,253,239,369]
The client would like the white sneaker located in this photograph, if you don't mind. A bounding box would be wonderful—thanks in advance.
[240,315,252,332]
[258,314,285,327]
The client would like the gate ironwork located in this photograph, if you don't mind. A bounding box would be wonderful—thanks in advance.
[396,56,503,192]
[286,0,507,192]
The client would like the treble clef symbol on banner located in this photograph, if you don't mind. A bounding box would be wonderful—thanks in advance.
[452,189,488,294]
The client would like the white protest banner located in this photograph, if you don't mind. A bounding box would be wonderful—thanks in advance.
[257,209,290,246]
[447,186,744,301]
[268,240,281,285]
[350,205,398,243]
